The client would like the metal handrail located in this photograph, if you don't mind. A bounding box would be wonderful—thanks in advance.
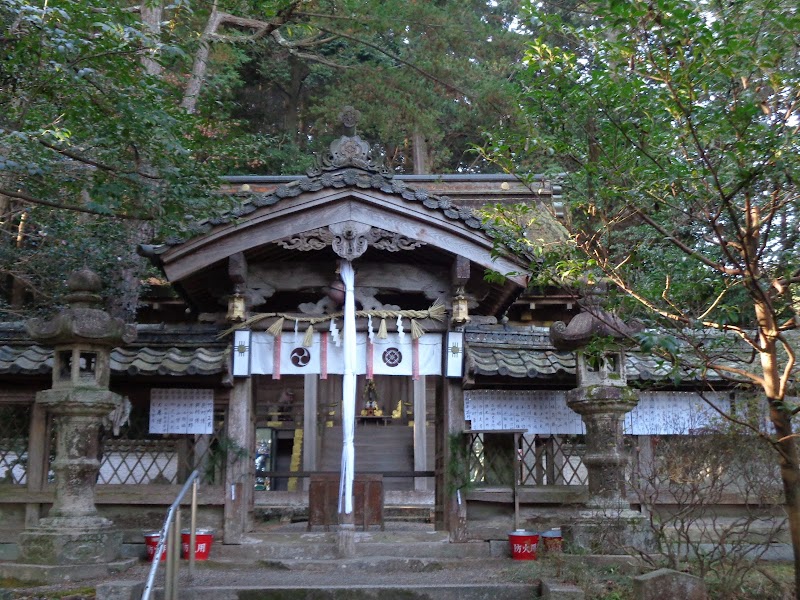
[141,470,201,600]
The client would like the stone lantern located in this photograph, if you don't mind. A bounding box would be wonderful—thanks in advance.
[18,268,136,566]
[550,284,647,551]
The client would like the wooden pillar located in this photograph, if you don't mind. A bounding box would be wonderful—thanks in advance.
[223,378,253,544]
[25,402,48,527]
[435,376,465,539]
[303,374,319,491]
[413,376,427,491]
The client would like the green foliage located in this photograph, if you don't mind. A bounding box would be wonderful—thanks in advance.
[485,3,800,579]
[0,0,535,315]
[227,0,529,173]
[0,1,231,228]
[484,0,799,388]
[446,432,473,495]
[203,435,248,485]
[0,209,157,316]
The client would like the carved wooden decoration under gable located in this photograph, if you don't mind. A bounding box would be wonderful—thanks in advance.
[330,221,371,260]
[239,262,452,313]
[275,224,426,258]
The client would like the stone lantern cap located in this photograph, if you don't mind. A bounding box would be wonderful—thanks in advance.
[26,268,136,347]
[549,282,640,351]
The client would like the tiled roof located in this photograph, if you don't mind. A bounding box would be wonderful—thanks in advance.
[0,344,227,377]
[112,346,227,376]
[465,345,676,381]
[0,323,228,377]
[0,344,52,375]
[466,345,575,379]
[463,325,735,382]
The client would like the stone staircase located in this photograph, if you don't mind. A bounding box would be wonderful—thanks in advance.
[220,528,491,561]
[96,525,547,600]
[83,424,582,598]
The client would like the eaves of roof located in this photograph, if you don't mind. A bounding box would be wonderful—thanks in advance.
[463,325,731,383]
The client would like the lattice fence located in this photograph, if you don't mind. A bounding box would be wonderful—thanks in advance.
[519,434,588,486]
[98,404,228,485]
[465,432,589,487]
[0,404,32,485]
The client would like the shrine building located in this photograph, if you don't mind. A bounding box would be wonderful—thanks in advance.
[0,120,771,556]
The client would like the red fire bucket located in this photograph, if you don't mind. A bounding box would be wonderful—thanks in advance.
[508,530,539,560]
[181,529,214,560]
[144,532,166,562]
[541,529,563,553]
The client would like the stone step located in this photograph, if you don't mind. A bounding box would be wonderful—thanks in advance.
[244,529,450,543]
[216,555,495,572]
[214,539,491,561]
[101,582,539,600]
[95,554,542,600]
[383,505,434,522]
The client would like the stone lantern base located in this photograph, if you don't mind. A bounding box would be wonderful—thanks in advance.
[17,519,122,565]
[563,508,652,554]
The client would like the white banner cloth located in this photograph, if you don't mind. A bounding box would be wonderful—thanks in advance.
[445,331,464,378]
[238,332,438,377]
[371,333,442,376]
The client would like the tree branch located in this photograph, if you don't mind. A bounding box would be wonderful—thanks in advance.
[315,26,474,101]
[630,206,743,276]
[36,138,161,181]
[0,187,150,220]
[182,2,303,113]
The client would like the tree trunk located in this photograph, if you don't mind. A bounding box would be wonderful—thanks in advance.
[109,220,153,321]
[412,130,431,174]
[182,5,221,114]
[2,194,28,308]
[280,57,308,144]
[755,295,800,598]
[140,2,163,77]
[770,406,800,598]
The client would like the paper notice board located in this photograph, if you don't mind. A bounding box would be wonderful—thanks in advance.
[149,388,214,434]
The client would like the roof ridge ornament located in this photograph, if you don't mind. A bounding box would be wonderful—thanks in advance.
[549,282,641,351]
[307,106,392,178]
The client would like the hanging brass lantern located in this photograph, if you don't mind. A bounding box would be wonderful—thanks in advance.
[451,287,469,324]
[226,292,247,322]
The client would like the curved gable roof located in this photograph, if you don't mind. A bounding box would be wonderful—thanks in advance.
[142,129,568,317]
[148,166,559,288]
